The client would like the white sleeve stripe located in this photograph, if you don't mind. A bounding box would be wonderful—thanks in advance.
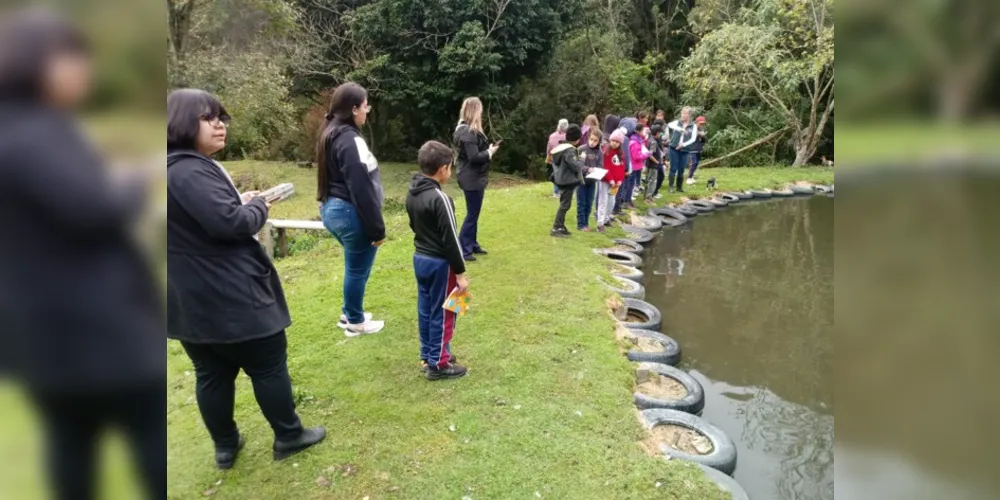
[436,190,464,263]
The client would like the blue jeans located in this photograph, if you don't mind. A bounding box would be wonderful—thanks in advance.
[668,148,689,179]
[576,182,596,229]
[459,189,485,257]
[321,198,378,324]
[688,152,701,178]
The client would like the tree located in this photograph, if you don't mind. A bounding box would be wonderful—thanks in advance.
[676,0,833,165]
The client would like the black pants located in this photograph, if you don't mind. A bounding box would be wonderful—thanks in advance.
[181,331,303,448]
[459,189,485,257]
[31,384,166,500]
[553,185,576,229]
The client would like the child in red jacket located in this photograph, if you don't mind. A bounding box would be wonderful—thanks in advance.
[598,130,627,232]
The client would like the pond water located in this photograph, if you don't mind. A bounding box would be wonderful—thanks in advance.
[642,195,834,500]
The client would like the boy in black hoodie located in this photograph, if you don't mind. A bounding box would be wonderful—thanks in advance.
[549,124,584,237]
[406,141,469,380]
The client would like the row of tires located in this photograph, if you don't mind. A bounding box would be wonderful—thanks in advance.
[593,213,751,499]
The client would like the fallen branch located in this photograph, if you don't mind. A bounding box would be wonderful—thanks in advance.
[699,128,789,169]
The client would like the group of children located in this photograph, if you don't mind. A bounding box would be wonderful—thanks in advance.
[401,109,708,380]
[548,107,709,235]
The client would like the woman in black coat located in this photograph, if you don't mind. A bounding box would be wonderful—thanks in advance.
[167,89,325,469]
[0,9,164,500]
[453,97,499,261]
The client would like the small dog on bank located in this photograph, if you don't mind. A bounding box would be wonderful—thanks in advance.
[821,156,834,166]
[706,177,717,190]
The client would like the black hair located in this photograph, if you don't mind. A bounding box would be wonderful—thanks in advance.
[650,123,663,136]
[634,123,646,134]
[417,140,453,176]
[0,8,90,102]
[316,82,368,201]
[565,124,582,143]
[602,115,620,136]
[167,89,230,151]
[636,110,649,122]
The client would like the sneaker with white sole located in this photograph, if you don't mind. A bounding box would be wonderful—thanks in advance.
[654,194,663,199]
[337,312,373,329]
[344,320,384,337]
[686,177,696,185]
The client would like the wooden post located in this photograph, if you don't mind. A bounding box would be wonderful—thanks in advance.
[259,221,274,259]
[277,228,288,258]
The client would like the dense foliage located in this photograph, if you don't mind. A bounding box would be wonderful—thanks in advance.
[168,0,839,171]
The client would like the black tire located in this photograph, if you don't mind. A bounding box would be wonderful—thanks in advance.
[673,205,699,217]
[815,184,832,194]
[595,249,643,267]
[749,188,773,198]
[622,298,662,331]
[650,207,688,222]
[719,193,740,203]
[789,184,815,195]
[624,329,681,366]
[631,215,663,232]
[640,409,739,475]
[620,225,655,245]
[733,191,753,200]
[610,264,644,284]
[604,276,645,300]
[705,197,728,207]
[694,463,750,499]
[634,362,705,414]
[688,200,716,212]
[611,238,644,256]
[773,187,794,197]
[657,216,687,228]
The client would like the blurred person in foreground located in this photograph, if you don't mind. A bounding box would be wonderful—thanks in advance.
[0,8,164,500]
[167,89,326,469]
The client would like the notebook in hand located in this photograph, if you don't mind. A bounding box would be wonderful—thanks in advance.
[442,287,471,317]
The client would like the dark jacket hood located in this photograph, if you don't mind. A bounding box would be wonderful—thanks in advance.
[602,115,621,136]
[620,117,638,136]
[409,174,442,195]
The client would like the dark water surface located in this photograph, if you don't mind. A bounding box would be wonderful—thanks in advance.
[642,196,834,500]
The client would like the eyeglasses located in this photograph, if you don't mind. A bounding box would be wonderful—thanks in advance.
[356,104,372,113]
[202,115,231,127]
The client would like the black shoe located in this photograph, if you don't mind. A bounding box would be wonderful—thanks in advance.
[216,435,245,470]
[550,228,568,238]
[426,363,468,381]
[676,187,685,193]
[273,427,327,461]
[472,248,488,255]
[464,254,477,262]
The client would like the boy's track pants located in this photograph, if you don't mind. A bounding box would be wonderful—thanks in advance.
[413,254,457,369]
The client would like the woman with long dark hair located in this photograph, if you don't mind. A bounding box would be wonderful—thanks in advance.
[454,97,499,261]
[316,82,386,334]
[167,88,325,468]
[0,9,163,498]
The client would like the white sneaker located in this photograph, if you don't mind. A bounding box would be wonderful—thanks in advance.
[337,312,373,329]
[655,194,663,199]
[686,177,695,185]
[344,319,384,337]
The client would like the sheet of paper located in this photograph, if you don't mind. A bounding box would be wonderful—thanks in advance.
[586,167,608,181]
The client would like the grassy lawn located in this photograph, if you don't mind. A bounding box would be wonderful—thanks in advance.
[162,161,832,499]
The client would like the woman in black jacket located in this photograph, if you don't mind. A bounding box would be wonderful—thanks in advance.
[453,97,499,261]
[167,89,325,469]
[316,82,386,335]
[0,9,164,499]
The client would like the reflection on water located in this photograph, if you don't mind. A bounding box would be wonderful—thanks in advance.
[643,196,834,500]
